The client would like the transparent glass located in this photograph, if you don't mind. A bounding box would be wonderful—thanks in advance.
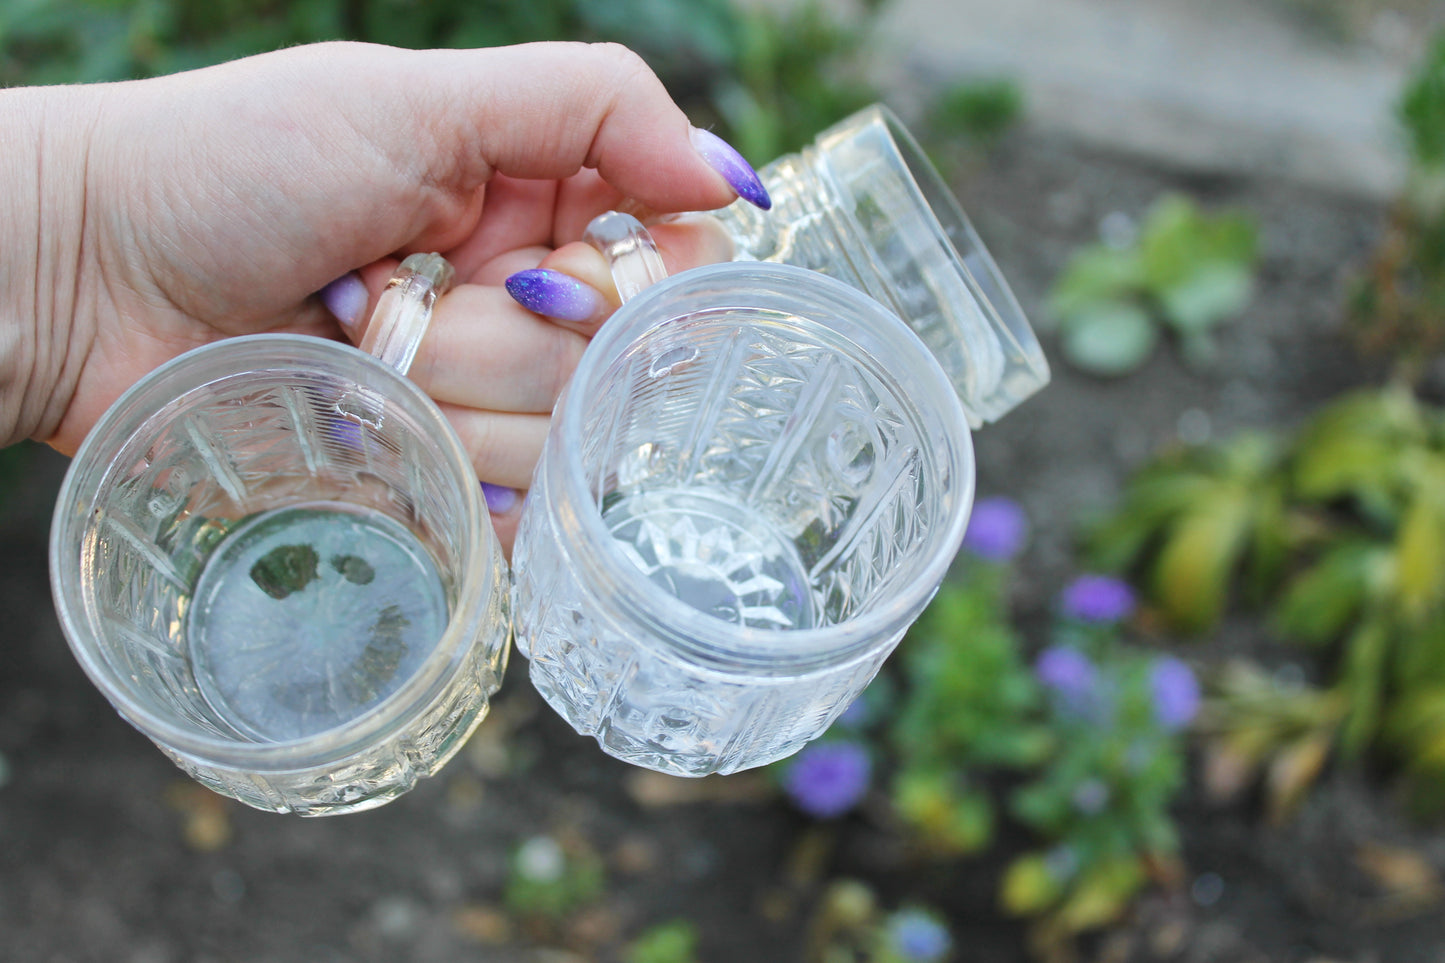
[714,103,1050,428]
[511,245,973,777]
[49,257,510,816]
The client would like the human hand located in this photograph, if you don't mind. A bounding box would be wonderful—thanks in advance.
[5,40,767,549]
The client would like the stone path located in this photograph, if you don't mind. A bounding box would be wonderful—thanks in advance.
[867,0,1440,198]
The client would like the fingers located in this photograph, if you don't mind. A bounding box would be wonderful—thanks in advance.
[438,404,547,561]
[504,214,735,337]
[407,284,588,413]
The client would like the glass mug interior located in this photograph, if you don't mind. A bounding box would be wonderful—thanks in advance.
[512,260,973,777]
[49,333,509,815]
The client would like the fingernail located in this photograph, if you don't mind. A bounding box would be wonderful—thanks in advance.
[320,272,369,331]
[505,269,607,323]
[482,482,520,514]
[689,127,772,211]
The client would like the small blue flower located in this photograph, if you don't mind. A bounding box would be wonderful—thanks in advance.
[1034,646,1097,702]
[1150,656,1201,730]
[961,496,1029,562]
[883,908,953,962]
[1060,574,1137,624]
[784,741,871,819]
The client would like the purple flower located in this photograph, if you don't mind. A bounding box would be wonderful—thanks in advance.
[1150,656,1201,730]
[784,741,871,819]
[962,496,1029,562]
[1034,646,1097,702]
[884,908,953,962]
[1060,575,1137,624]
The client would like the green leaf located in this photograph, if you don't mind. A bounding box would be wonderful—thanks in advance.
[1339,612,1393,757]
[627,920,700,963]
[1047,246,1145,320]
[1000,853,1063,915]
[1290,388,1426,507]
[1058,301,1157,376]
[1272,541,1376,645]
[1395,494,1445,620]
[1054,857,1146,932]
[1158,260,1254,333]
[1152,487,1252,632]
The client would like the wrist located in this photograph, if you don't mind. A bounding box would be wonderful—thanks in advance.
[0,84,103,448]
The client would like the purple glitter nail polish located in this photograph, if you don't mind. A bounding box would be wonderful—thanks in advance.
[319,272,369,330]
[689,127,772,211]
[504,269,607,323]
[481,482,519,514]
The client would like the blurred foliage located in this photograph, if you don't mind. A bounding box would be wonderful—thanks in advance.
[1087,430,1289,633]
[1351,31,1445,378]
[889,562,1049,855]
[916,77,1024,184]
[1001,630,1193,951]
[1090,385,1445,810]
[1048,194,1259,376]
[862,547,1195,952]
[627,919,700,963]
[1198,660,1346,823]
[806,880,954,963]
[503,834,605,928]
[925,78,1022,146]
[0,0,888,165]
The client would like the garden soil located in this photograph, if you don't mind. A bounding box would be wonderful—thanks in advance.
[4,128,1445,962]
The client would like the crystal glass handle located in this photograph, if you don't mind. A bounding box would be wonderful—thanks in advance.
[583,212,669,303]
[358,252,456,375]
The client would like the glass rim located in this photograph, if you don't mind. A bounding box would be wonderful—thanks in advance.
[820,103,1051,421]
[552,261,975,673]
[49,333,497,770]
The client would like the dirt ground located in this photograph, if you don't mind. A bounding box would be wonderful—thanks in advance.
[4,126,1445,962]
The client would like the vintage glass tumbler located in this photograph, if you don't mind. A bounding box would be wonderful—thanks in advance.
[712,103,1050,427]
[511,219,974,777]
[49,255,510,816]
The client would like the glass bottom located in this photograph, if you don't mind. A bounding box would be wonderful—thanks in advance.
[186,502,448,742]
[603,486,818,631]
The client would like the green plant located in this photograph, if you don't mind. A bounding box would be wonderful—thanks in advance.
[888,563,1050,854]
[1276,387,1445,790]
[1197,659,1346,823]
[1048,194,1259,376]
[1090,385,1445,810]
[503,834,604,923]
[704,0,886,163]
[926,78,1022,146]
[627,919,700,963]
[1087,430,1289,632]
[1000,606,1196,945]
[807,881,954,963]
[1350,31,1445,379]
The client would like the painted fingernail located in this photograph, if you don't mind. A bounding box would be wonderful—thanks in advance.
[319,272,368,331]
[481,482,520,514]
[505,269,607,323]
[689,127,772,211]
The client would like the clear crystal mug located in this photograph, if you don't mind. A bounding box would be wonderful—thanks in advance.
[700,103,1050,426]
[510,213,977,777]
[49,255,510,815]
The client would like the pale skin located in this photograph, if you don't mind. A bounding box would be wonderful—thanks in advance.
[2,41,739,552]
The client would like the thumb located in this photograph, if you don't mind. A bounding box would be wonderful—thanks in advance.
[423,41,767,212]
